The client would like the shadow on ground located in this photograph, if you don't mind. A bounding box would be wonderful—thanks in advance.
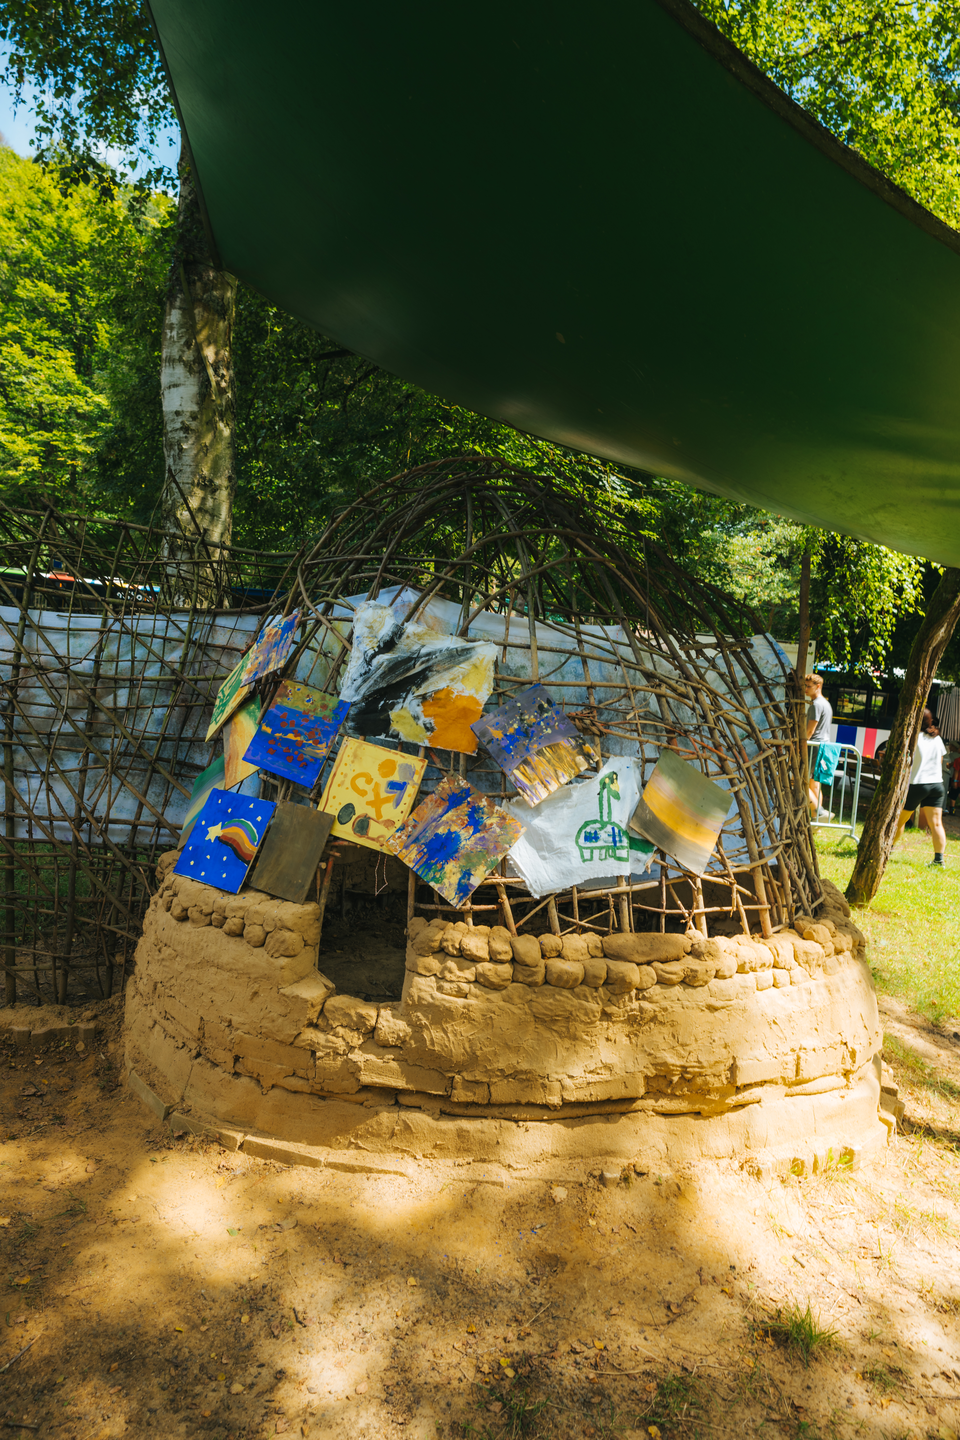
[1,1011,960,1440]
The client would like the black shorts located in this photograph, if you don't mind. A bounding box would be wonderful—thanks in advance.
[905,781,945,812]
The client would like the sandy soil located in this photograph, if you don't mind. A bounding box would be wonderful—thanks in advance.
[2,1004,960,1440]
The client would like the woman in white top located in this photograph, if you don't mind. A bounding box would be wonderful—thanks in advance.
[894,709,948,867]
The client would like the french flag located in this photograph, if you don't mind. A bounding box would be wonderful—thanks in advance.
[831,723,888,758]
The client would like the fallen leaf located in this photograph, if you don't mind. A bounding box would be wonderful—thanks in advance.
[504,1368,516,1379]
[174,1326,184,1333]
[593,1339,605,1351]
[278,1217,298,1232]
[230,1382,244,1395]
[407,1277,418,1287]
[356,1382,369,1394]
[12,1277,29,1286]
[648,1428,662,1439]
[240,1314,250,1324]
[227,1228,239,1237]
[0,1218,9,1228]
[466,1323,476,1334]
[109,1364,119,1374]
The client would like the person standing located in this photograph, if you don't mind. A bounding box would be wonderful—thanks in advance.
[805,673,833,818]
[894,708,948,867]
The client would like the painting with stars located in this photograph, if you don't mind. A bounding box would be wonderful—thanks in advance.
[173,788,277,893]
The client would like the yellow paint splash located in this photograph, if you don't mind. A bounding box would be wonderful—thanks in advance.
[389,706,429,744]
[423,689,483,752]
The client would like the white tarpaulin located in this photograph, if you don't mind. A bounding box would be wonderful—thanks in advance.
[0,605,261,846]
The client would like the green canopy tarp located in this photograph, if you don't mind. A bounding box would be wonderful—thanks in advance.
[149,0,960,564]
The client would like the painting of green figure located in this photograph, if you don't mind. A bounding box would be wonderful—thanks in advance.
[575,770,631,865]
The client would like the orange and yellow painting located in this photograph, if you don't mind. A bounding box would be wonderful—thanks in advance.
[318,738,427,853]
[223,696,261,789]
[338,601,496,754]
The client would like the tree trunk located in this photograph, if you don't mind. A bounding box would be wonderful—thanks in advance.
[846,566,960,905]
[160,141,236,569]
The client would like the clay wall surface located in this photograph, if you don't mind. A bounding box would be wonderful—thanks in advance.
[123,855,885,1171]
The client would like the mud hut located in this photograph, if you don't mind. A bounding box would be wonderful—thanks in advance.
[126,459,884,1173]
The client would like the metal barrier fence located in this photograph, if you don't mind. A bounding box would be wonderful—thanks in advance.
[808,742,862,844]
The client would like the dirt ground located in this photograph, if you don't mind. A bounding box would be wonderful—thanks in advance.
[2,1003,960,1440]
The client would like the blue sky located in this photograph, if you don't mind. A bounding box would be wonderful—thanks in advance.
[0,46,180,178]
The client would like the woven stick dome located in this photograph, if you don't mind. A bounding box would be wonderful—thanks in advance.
[289,458,820,939]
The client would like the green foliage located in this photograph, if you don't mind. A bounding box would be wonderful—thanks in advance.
[0,144,172,512]
[646,478,923,669]
[696,0,960,229]
[0,145,171,509]
[0,0,176,188]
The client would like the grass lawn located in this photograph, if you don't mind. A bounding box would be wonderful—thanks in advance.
[815,813,960,1024]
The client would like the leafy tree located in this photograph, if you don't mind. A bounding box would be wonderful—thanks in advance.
[0,143,170,508]
[0,0,174,189]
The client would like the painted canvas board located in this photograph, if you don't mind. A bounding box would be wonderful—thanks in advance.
[181,754,226,839]
[249,801,335,902]
[173,788,276,893]
[205,654,255,741]
[629,750,731,875]
[386,776,524,906]
[504,757,652,898]
[224,696,261,789]
[472,683,598,805]
[242,609,302,686]
[319,738,426,853]
[339,601,496,753]
[243,681,348,788]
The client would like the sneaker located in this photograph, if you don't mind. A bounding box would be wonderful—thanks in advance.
[815,807,835,821]
[929,857,946,869]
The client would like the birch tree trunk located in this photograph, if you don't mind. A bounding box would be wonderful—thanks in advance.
[846,566,960,905]
[160,142,236,575]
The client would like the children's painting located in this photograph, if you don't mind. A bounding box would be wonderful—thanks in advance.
[504,757,651,898]
[173,789,276,893]
[318,738,426,853]
[472,684,598,804]
[205,654,255,741]
[386,776,524,906]
[224,696,261,789]
[241,610,302,686]
[243,681,348,788]
[629,749,731,875]
[181,754,226,839]
[250,801,335,903]
[339,601,496,753]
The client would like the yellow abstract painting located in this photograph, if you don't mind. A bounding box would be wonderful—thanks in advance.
[318,738,426,853]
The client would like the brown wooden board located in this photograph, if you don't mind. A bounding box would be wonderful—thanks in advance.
[248,802,335,903]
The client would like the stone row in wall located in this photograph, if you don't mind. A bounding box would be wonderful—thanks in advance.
[405,908,866,999]
[126,863,877,1122]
